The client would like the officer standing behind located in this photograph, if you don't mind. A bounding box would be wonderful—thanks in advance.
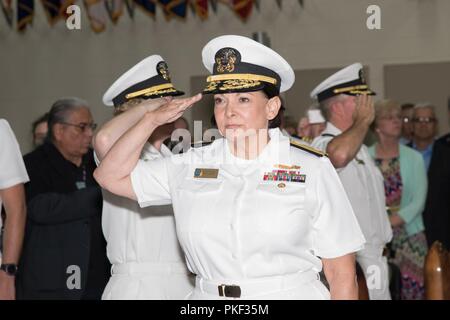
[311,63,393,300]
[94,35,366,300]
[94,55,194,299]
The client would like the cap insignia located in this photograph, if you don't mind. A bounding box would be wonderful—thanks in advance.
[157,61,171,81]
[215,48,240,73]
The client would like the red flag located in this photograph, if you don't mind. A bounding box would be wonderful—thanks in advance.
[191,0,207,20]
[84,0,108,33]
[232,0,253,21]
[220,0,253,21]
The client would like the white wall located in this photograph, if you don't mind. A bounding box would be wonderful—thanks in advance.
[1,0,449,152]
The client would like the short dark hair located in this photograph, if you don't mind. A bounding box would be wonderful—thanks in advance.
[32,112,49,134]
[47,97,89,142]
[401,103,414,111]
[263,85,283,129]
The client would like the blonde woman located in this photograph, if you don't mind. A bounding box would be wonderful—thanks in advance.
[369,99,428,300]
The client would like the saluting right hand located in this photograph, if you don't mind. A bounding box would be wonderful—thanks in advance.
[353,94,375,126]
[148,93,202,126]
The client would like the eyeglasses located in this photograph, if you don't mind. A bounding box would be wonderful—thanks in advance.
[402,117,412,123]
[60,122,98,132]
[412,117,436,124]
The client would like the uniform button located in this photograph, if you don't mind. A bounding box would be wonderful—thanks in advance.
[231,253,237,259]
[230,224,235,231]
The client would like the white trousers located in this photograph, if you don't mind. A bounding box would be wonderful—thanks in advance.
[101,262,194,300]
[356,245,391,300]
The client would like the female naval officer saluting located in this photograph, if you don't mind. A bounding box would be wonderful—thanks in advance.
[94,35,366,300]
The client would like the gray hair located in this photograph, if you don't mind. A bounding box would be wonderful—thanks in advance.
[318,94,347,121]
[47,97,89,141]
[413,102,436,117]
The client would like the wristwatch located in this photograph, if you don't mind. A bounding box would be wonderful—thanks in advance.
[0,264,18,276]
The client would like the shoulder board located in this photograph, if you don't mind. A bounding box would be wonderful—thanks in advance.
[290,139,328,157]
[191,141,213,148]
[321,133,336,138]
[300,136,313,144]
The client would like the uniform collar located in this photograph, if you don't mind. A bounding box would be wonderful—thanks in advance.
[141,142,173,159]
[220,128,291,170]
[322,122,342,136]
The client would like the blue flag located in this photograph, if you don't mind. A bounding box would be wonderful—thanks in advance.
[158,0,187,20]
[17,0,34,32]
[134,0,155,17]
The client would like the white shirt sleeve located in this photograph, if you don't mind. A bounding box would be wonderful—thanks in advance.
[130,158,172,207]
[0,119,29,189]
[311,135,331,153]
[312,135,347,173]
[310,157,365,259]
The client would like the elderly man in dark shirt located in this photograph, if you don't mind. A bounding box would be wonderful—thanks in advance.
[17,97,110,299]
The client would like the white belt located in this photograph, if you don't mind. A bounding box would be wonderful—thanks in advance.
[196,270,320,298]
[111,261,190,276]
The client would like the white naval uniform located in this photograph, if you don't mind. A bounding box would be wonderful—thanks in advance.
[312,122,393,300]
[98,143,194,300]
[130,128,365,300]
[0,119,29,264]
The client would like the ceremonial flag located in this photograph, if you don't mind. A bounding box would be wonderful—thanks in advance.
[17,0,34,32]
[133,0,155,17]
[221,0,253,21]
[158,0,188,20]
[105,0,124,24]
[40,0,74,26]
[1,0,13,27]
[191,0,207,20]
[124,0,135,18]
[84,0,108,33]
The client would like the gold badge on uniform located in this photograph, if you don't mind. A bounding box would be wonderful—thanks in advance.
[194,168,219,179]
[274,164,301,170]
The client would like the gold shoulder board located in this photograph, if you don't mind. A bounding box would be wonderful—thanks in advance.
[290,139,328,158]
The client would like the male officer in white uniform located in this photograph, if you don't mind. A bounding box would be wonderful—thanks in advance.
[94,35,366,299]
[311,63,393,300]
[94,55,194,299]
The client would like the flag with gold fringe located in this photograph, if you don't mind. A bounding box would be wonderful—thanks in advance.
[158,0,187,20]
[105,0,124,24]
[133,0,155,17]
[17,0,34,32]
[84,0,108,33]
[40,0,74,26]
[191,0,207,20]
[1,0,13,27]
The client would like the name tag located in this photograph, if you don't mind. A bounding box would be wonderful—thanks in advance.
[194,168,219,179]
[76,181,86,190]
